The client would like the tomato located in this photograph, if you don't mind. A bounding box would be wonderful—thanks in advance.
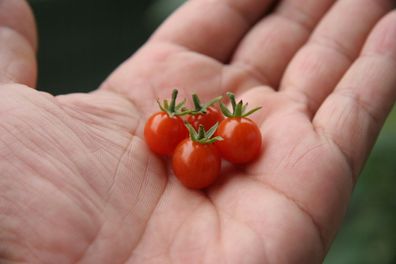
[144,112,188,155]
[215,117,261,164]
[187,94,223,131]
[187,106,224,131]
[172,138,221,189]
[215,92,262,164]
[144,89,190,155]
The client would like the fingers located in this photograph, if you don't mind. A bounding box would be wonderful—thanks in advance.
[313,10,396,178]
[0,27,36,87]
[0,0,37,87]
[0,0,37,49]
[149,0,275,62]
[231,0,336,88]
[280,0,393,116]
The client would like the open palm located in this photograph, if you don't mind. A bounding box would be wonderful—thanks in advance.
[1,0,396,263]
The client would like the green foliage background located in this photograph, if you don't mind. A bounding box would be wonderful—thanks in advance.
[28,0,396,262]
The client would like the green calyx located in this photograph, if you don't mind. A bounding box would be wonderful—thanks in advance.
[220,92,261,118]
[157,89,191,117]
[189,94,223,115]
[185,122,223,144]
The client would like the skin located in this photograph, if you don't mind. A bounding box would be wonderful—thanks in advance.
[0,0,396,263]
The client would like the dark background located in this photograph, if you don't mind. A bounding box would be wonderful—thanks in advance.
[29,0,157,93]
[27,0,396,263]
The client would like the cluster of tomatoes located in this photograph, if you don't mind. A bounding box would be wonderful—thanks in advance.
[144,89,262,189]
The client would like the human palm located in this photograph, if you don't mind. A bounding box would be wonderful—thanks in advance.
[1,0,396,263]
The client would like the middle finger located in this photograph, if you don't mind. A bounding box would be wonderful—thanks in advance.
[231,0,336,89]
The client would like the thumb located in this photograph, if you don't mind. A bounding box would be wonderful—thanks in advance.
[0,0,37,87]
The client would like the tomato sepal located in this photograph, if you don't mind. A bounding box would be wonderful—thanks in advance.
[220,92,261,118]
[189,94,223,115]
[156,89,191,117]
[185,122,223,145]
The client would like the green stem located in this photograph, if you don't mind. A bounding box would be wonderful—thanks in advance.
[169,89,178,113]
[235,102,243,117]
[192,94,202,111]
[227,92,237,114]
[198,125,206,139]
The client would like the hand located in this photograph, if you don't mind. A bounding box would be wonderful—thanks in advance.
[1,0,395,263]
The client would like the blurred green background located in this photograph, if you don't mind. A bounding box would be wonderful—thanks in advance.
[28,0,396,263]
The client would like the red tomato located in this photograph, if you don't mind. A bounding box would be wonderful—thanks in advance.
[144,112,188,155]
[172,138,221,189]
[215,118,262,164]
[187,107,224,131]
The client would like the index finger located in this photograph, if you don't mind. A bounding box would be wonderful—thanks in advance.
[149,0,276,62]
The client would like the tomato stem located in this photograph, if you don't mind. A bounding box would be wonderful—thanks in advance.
[192,94,202,111]
[198,125,206,139]
[169,89,178,113]
[227,92,237,111]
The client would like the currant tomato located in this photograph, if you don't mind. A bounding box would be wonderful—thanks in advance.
[144,112,188,155]
[144,89,189,155]
[216,92,262,164]
[172,123,223,189]
[187,107,223,131]
[172,139,221,189]
[187,94,223,131]
[215,118,261,164]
